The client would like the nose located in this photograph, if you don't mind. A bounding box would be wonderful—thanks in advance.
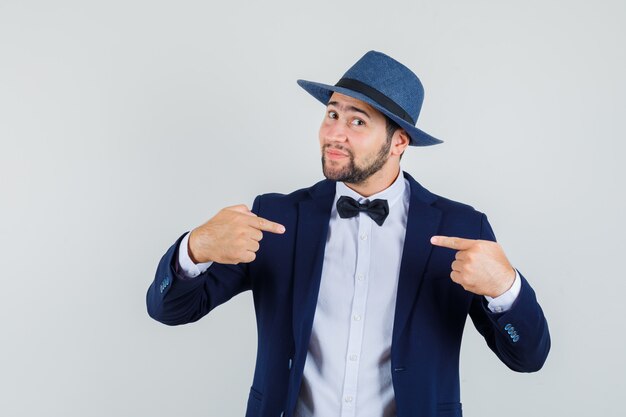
[321,119,348,144]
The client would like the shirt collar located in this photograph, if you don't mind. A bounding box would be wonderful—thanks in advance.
[334,168,406,210]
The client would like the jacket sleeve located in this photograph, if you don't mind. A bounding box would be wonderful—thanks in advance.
[146,196,260,326]
[468,213,551,372]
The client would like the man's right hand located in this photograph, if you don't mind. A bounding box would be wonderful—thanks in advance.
[188,204,286,265]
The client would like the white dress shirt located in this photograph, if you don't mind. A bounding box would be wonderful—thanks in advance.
[177,170,521,417]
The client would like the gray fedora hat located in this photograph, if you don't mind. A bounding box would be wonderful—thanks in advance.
[297,50,442,146]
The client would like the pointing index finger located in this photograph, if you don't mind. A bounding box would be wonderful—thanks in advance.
[248,215,286,234]
[430,235,475,250]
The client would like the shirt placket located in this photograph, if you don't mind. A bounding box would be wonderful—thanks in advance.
[340,207,373,417]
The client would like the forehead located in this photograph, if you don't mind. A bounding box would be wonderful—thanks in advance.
[327,92,382,118]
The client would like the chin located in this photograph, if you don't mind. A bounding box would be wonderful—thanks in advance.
[321,160,342,175]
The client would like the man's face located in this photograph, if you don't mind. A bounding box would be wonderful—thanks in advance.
[319,92,392,184]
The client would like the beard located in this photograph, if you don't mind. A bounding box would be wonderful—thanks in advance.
[321,137,392,184]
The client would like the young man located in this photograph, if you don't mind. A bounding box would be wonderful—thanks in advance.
[147,51,550,417]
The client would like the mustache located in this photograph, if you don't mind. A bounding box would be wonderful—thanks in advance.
[323,144,353,157]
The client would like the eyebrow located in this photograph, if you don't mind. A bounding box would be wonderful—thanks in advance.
[327,100,371,119]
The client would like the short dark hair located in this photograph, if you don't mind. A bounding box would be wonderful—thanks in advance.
[384,116,405,159]
[385,116,400,141]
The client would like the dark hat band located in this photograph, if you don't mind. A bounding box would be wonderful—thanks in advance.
[335,78,415,125]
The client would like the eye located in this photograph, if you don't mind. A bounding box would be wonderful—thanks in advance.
[351,118,365,126]
[327,110,338,119]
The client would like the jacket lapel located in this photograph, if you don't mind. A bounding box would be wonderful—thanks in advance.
[292,179,336,350]
[392,172,442,346]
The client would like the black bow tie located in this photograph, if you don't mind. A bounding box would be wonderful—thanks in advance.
[336,195,390,226]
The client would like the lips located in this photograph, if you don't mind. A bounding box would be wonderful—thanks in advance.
[325,148,349,159]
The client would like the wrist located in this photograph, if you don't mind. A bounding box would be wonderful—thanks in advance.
[488,267,516,298]
[187,229,204,264]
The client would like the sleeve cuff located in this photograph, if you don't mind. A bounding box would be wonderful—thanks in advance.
[177,232,213,278]
[484,268,521,313]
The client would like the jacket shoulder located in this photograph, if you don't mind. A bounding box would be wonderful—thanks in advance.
[405,171,484,217]
[406,173,489,240]
[254,178,335,208]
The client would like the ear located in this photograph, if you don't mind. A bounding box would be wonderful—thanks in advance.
[391,129,410,157]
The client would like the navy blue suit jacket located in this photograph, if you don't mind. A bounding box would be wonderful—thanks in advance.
[147,171,550,417]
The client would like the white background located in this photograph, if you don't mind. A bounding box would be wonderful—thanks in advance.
[1,1,625,416]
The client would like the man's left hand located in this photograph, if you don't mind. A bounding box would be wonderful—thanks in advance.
[430,236,516,298]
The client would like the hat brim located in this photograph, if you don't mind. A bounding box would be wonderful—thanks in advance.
[297,79,443,147]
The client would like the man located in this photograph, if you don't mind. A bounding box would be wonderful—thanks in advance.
[147,51,550,417]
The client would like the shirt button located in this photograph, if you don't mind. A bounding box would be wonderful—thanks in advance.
[356,274,364,281]
[360,234,367,240]
[353,314,361,321]
[349,354,358,361]
[345,396,353,403]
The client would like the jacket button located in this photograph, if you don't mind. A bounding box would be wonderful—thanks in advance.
[288,358,293,370]
[504,323,512,331]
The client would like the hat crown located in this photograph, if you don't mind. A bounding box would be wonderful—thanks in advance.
[341,51,424,123]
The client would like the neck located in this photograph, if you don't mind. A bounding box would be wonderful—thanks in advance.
[343,164,401,197]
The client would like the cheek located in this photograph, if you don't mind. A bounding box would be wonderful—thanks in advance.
[319,121,331,139]
[318,122,326,140]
